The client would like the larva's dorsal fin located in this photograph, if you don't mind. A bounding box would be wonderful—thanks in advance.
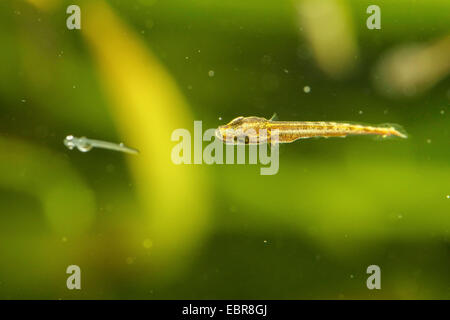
[269,113,278,121]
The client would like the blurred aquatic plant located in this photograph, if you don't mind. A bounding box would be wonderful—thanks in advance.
[81,0,211,280]
[217,154,450,252]
[373,35,450,97]
[296,0,359,79]
[26,0,58,11]
[6,0,114,135]
[0,136,95,235]
[0,0,448,299]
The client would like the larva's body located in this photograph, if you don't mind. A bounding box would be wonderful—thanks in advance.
[215,116,407,144]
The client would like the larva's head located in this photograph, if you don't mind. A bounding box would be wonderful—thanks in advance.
[215,117,244,144]
[215,116,267,144]
[63,135,93,152]
[64,135,77,150]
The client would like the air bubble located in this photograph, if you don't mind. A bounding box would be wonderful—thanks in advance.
[142,239,153,249]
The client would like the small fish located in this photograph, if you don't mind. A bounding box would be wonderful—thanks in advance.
[215,114,407,144]
[64,135,139,154]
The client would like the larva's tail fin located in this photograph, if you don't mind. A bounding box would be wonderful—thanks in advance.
[379,123,408,139]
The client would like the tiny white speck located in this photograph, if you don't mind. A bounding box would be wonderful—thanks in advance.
[185,56,189,60]
[283,69,289,74]
[263,240,268,244]
[21,99,26,103]
[208,70,215,77]
[303,86,311,93]
[440,110,445,115]
[218,117,222,121]
[446,195,450,199]
[358,110,363,114]
[426,139,432,144]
